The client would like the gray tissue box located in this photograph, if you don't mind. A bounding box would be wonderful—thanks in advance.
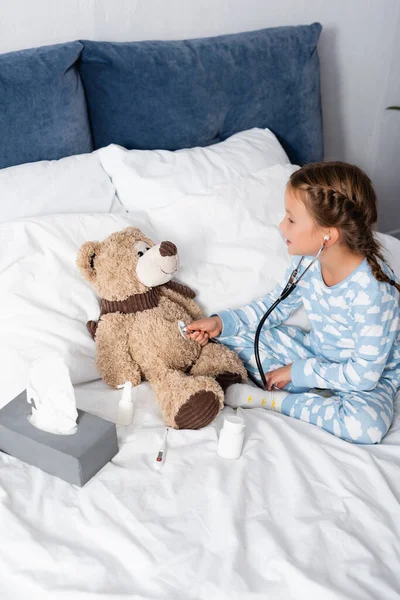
[0,391,119,486]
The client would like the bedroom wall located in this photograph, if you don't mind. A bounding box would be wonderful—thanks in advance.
[1,0,399,236]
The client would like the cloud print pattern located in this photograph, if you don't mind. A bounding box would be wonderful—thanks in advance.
[216,257,400,444]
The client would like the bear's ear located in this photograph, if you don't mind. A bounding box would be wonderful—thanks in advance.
[76,241,101,282]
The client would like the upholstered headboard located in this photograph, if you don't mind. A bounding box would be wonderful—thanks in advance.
[0,23,323,170]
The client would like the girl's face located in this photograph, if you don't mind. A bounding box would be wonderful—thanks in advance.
[279,186,327,256]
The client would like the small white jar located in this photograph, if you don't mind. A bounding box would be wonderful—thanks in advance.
[217,415,245,459]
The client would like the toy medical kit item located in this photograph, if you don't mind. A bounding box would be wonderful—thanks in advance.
[178,320,189,338]
[155,427,169,469]
[217,415,245,459]
[116,381,134,426]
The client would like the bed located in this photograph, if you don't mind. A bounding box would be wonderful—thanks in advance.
[1,24,400,599]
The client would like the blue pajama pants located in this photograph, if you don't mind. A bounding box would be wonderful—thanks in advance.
[219,325,397,444]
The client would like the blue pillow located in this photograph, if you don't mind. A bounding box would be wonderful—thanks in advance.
[0,42,92,170]
[79,24,323,164]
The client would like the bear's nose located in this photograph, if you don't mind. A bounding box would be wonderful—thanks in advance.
[159,241,177,257]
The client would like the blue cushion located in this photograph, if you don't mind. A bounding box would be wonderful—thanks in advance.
[79,24,323,164]
[0,42,92,170]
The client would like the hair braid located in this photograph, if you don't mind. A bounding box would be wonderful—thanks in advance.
[289,162,400,293]
[363,229,400,293]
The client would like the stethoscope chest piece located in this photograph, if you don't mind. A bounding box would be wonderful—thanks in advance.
[178,320,188,338]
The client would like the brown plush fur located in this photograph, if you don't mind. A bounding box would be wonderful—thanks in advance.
[77,227,247,429]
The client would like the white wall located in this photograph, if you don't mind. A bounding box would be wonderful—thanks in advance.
[0,0,399,235]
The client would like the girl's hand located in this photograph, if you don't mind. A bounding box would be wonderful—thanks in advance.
[187,330,209,346]
[185,316,223,346]
[265,364,292,391]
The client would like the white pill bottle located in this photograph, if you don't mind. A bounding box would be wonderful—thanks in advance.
[217,415,245,459]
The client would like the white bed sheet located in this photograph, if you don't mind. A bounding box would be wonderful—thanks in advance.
[1,379,400,599]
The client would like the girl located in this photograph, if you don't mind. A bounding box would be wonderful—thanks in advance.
[186,162,400,444]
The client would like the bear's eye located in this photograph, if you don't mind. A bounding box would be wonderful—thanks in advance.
[135,241,149,257]
[89,253,96,269]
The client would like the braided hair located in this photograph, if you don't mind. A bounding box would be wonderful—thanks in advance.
[288,161,400,294]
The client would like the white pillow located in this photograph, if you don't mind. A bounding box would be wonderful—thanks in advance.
[114,162,314,331]
[376,232,400,277]
[0,151,124,223]
[98,128,290,210]
[0,213,133,406]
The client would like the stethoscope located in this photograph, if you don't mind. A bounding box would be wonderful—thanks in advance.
[177,234,330,390]
[253,234,330,390]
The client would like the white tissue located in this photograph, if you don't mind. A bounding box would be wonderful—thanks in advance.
[26,355,78,435]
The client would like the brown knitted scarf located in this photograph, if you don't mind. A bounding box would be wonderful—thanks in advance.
[86,280,195,340]
[100,287,161,316]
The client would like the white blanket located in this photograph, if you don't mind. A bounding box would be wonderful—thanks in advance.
[1,379,399,599]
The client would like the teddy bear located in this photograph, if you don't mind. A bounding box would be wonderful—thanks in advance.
[77,227,247,429]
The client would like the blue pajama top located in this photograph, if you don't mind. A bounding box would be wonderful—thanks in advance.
[217,257,400,392]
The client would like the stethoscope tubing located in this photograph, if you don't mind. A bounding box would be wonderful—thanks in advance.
[254,242,326,390]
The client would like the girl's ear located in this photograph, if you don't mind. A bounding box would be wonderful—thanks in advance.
[76,241,101,282]
[324,228,340,245]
